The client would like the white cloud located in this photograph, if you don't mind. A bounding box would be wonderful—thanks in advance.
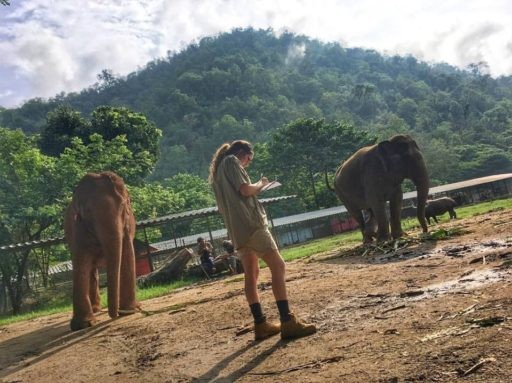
[1,0,512,108]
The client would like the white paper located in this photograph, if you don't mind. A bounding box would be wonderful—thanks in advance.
[261,180,282,192]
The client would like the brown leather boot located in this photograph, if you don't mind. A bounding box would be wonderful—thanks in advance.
[254,320,281,340]
[280,313,316,340]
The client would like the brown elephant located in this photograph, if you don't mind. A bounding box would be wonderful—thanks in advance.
[332,135,429,243]
[64,172,139,331]
[425,197,457,224]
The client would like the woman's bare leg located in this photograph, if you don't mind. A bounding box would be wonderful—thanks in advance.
[240,249,260,304]
[258,249,287,301]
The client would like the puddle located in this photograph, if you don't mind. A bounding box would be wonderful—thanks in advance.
[440,240,512,258]
[311,240,512,329]
[408,268,512,301]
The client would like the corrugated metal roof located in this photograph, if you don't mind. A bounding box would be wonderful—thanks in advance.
[0,236,66,253]
[136,195,296,228]
[273,205,348,226]
[152,228,229,252]
[403,173,512,199]
[48,260,72,274]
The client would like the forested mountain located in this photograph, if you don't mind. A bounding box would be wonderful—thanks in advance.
[2,28,512,183]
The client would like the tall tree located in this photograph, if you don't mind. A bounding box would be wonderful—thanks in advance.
[0,128,66,313]
[86,106,162,181]
[39,105,88,157]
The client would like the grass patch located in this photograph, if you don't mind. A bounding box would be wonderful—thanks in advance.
[399,197,512,229]
[0,304,72,326]
[424,226,467,240]
[0,277,199,327]
[280,230,362,262]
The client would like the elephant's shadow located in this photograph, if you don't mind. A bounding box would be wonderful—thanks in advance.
[0,314,113,379]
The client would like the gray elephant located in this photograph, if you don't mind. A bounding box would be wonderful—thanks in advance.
[332,135,429,243]
[425,197,457,224]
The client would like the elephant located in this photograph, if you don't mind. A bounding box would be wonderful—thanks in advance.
[425,197,457,224]
[332,134,429,243]
[64,172,139,331]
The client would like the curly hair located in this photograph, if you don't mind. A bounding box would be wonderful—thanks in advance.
[208,140,253,184]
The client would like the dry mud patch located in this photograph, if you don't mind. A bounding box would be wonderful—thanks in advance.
[1,208,512,382]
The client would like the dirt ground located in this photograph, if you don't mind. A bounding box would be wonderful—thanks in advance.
[1,207,512,383]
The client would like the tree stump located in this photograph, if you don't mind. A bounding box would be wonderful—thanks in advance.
[137,248,192,288]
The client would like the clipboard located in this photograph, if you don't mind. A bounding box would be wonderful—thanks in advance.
[261,180,282,192]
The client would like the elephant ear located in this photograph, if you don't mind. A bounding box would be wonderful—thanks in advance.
[376,140,394,172]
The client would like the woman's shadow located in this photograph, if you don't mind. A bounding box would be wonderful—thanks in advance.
[191,338,282,382]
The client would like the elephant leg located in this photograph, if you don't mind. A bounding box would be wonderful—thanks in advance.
[95,221,123,319]
[119,233,139,315]
[449,208,457,219]
[344,203,369,243]
[89,267,101,314]
[363,209,377,241]
[389,192,404,239]
[70,252,97,331]
[433,215,439,223]
[373,202,391,243]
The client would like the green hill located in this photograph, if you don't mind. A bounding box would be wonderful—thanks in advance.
[2,28,512,182]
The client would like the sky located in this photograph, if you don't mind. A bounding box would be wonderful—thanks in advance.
[1,0,512,108]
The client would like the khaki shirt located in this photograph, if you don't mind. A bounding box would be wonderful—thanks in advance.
[212,155,268,249]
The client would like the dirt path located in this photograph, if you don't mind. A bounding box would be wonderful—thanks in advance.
[1,208,512,383]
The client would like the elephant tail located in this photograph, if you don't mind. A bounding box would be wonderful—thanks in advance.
[325,171,335,192]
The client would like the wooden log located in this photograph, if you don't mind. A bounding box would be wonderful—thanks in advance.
[186,256,244,278]
[137,248,192,288]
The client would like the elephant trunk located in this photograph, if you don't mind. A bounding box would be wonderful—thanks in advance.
[410,158,429,233]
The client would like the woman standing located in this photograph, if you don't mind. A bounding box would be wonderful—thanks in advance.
[209,140,316,340]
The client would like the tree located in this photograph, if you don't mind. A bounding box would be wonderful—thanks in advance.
[128,183,186,243]
[96,69,119,89]
[39,105,88,157]
[160,174,219,237]
[85,106,162,182]
[0,128,68,313]
[267,118,375,209]
[59,134,153,185]
[210,115,256,147]
[456,144,512,180]
[161,174,215,211]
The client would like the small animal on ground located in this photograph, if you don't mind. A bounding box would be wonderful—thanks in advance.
[424,197,457,224]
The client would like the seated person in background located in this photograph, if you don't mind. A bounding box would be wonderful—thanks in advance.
[214,239,242,275]
[197,237,215,275]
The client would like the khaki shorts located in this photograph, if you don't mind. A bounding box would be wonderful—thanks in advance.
[237,228,278,255]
